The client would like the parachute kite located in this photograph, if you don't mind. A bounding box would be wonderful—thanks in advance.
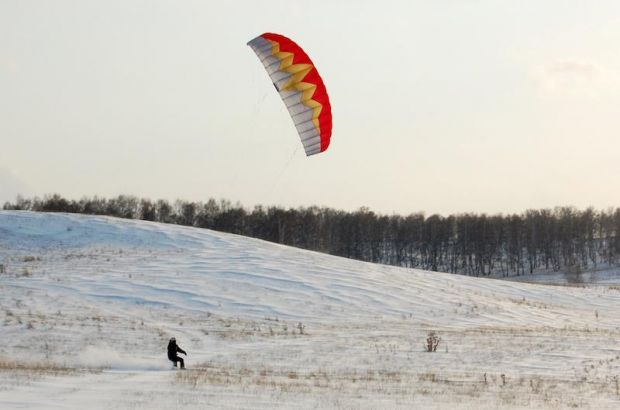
[247,33,332,156]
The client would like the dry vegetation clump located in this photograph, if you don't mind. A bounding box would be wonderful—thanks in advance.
[0,359,75,376]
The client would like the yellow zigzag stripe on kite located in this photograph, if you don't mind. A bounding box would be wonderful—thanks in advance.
[268,40,323,132]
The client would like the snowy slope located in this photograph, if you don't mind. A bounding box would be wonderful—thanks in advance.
[1,211,620,409]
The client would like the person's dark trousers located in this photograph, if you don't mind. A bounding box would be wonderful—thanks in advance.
[172,356,185,369]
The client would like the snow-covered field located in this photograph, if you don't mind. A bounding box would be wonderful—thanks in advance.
[1,211,619,409]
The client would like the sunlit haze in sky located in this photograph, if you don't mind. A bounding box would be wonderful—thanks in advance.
[1,1,619,215]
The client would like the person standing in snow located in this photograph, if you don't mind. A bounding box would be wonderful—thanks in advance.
[167,337,187,369]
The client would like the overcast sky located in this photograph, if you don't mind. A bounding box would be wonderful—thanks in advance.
[1,0,619,215]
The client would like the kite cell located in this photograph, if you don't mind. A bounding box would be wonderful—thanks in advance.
[248,33,332,156]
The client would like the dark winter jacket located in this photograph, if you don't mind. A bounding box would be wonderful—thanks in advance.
[167,340,186,360]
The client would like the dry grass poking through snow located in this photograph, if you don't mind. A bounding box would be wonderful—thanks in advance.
[176,362,423,394]
[174,362,620,408]
[0,359,76,376]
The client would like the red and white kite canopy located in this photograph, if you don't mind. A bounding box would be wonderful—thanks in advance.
[248,33,332,156]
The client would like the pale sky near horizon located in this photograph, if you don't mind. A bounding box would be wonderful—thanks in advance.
[1,1,619,215]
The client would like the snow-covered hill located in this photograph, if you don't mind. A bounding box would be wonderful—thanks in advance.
[1,211,619,409]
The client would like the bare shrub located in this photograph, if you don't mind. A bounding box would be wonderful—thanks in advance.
[425,331,441,352]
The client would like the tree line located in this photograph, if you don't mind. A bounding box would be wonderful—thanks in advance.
[4,194,620,277]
